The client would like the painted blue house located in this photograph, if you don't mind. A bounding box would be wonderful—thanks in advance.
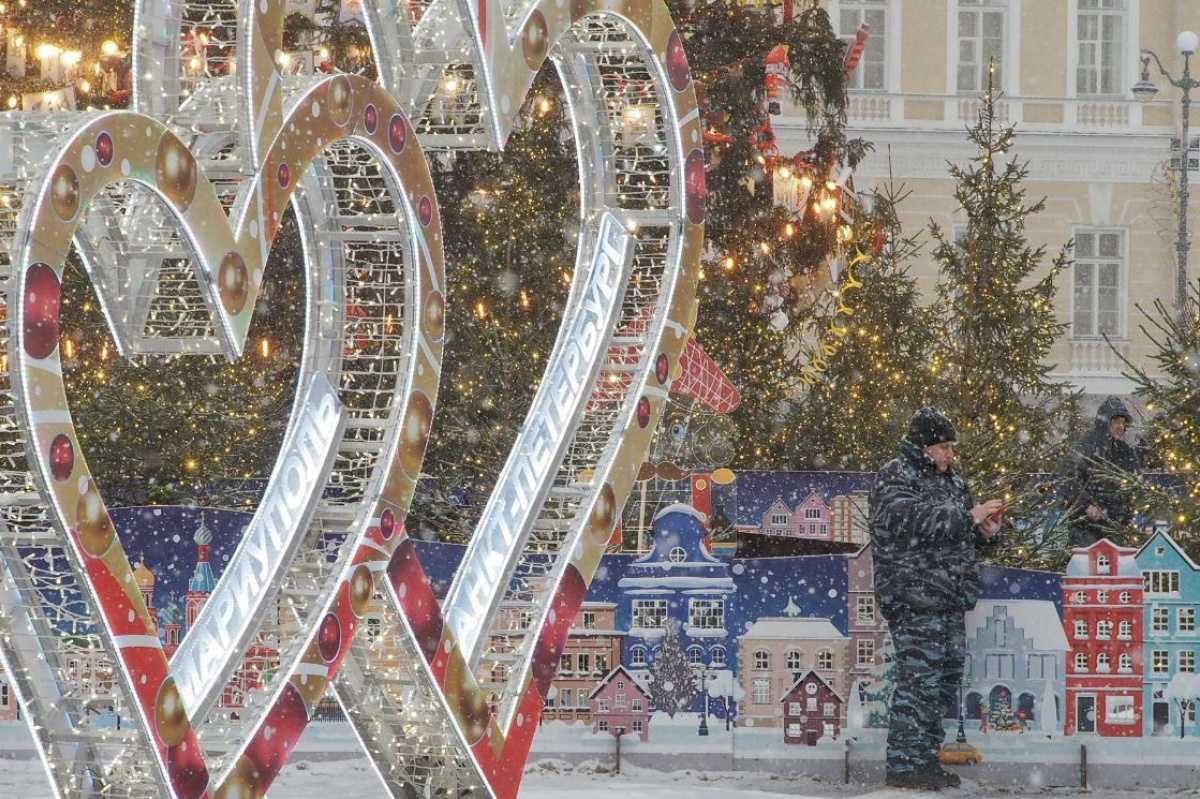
[1136,530,1200,736]
[617,503,737,713]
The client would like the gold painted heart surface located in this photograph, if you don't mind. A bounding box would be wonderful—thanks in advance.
[10,75,444,798]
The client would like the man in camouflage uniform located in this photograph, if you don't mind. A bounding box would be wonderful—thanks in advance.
[870,408,1002,790]
[1063,395,1142,547]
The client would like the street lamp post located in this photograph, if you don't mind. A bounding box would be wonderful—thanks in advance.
[1134,31,1200,323]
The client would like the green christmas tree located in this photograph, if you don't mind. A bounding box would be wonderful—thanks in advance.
[785,185,938,471]
[863,640,896,728]
[928,70,1079,568]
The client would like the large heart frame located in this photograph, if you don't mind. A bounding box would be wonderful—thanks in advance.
[0,0,704,797]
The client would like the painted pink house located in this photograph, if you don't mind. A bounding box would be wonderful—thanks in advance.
[588,665,652,741]
[791,492,831,541]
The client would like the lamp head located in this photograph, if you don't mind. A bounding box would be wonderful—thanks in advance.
[1133,53,1159,104]
[1179,30,1199,55]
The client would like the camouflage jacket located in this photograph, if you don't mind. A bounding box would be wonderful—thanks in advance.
[869,439,988,622]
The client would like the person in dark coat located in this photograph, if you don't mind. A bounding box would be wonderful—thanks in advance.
[1063,396,1142,547]
[870,407,1002,790]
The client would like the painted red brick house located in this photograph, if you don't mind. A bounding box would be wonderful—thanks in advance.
[1064,538,1144,737]
[781,670,843,745]
[588,665,652,741]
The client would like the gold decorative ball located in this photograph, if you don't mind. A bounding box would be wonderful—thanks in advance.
[399,391,433,479]
[590,483,617,544]
[423,291,445,342]
[348,564,375,618]
[218,251,249,315]
[522,11,550,70]
[328,75,354,127]
[444,652,491,745]
[154,677,189,748]
[214,758,262,799]
[50,164,80,221]
[76,484,115,557]
[155,135,198,212]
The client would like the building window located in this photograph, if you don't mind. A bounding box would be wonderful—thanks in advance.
[817,650,834,670]
[1119,591,1131,604]
[519,611,535,630]
[1152,650,1170,674]
[1180,608,1197,632]
[633,699,643,711]
[957,0,1007,93]
[857,638,876,666]
[1077,0,1125,97]
[1097,652,1111,672]
[632,720,643,733]
[596,653,609,674]
[1105,695,1136,724]
[1028,653,1057,680]
[615,693,627,708]
[1072,590,1087,604]
[857,596,876,624]
[1119,652,1133,672]
[578,653,591,675]
[1153,607,1171,634]
[545,691,556,709]
[1075,652,1089,671]
[582,611,596,629]
[687,646,705,666]
[806,697,818,712]
[770,514,788,526]
[788,701,802,715]
[561,689,575,708]
[787,722,802,738]
[1097,590,1110,604]
[689,599,725,630]
[1072,230,1124,338]
[785,649,803,671]
[1074,620,1088,638]
[632,600,668,629]
[823,702,837,717]
[1181,650,1197,673]
[804,507,821,520]
[598,699,609,713]
[1145,570,1181,595]
[710,647,727,667]
[985,653,1015,679]
[753,678,771,704]
[839,0,887,91]
[560,654,573,675]
[1096,554,1111,573]
[667,546,688,563]
[1097,620,1112,639]
[1118,620,1133,639]
[753,648,772,670]
[630,646,647,667]
[0,683,7,707]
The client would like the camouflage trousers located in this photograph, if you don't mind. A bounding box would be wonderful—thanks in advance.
[886,611,966,774]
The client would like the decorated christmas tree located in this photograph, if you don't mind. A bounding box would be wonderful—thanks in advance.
[646,621,698,718]
[928,69,1079,567]
[863,640,896,728]
[785,185,937,471]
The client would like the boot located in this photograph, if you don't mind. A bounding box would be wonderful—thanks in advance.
[885,769,944,790]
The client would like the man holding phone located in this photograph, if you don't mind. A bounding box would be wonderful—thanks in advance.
[870,407,1002,790]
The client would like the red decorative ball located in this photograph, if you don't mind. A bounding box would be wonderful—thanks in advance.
[317,612,342,663]
[418,196,433,227]
[364,103,378,135]
[666,31,691,92]
[387,539,442,662]
[685,148,706,225]
[655,352,670,385]
[380,508,396,540]
[167,741,210,799]
[636,396,651,428]
[388,114,407,154]
[49,434,74,481]
[23,263,61,360]
[95,131,114,167]
[276,162,290,188]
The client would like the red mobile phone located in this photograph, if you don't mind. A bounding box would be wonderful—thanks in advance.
[989,503,1008,522]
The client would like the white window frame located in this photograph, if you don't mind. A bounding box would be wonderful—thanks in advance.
[1119,652,1133,672]
[1145,570,1182,595]
[632,599,668,630]
[710,647,727,667]
[1153,607,1170,634]
[1071,228,1127,340]
[1152,649,1169,674]
[1180,607,1197,633]
[857,638,876,666]
[667,546,688,563]
[1074,620,1088,639]
[1097,620,1113,639]
[785,648,803,671]
[1181,650,1196,673]
[632,719,643,733]
[753,678,771,704]
[770,513,789,526]
[832,0,892,93]
[1074,0,1128,97]
[598,719,609,732]
[1075,652,1089,671]
[630,646,647,667]
[817,649,834,670]
[689,599,725,630]
[950,0,1020,96]
[857,596,876,624]
[1118,620,1133,639]
[1067,0,1140,102]
[753,648,772,671]
[1106,695,1136,724]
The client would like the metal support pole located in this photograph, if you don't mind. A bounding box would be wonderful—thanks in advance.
[1177,52,1193,320]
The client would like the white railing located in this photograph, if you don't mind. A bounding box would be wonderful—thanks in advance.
[1069,337,1130,375]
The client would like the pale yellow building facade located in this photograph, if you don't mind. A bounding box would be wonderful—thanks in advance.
[778,1,1200,404]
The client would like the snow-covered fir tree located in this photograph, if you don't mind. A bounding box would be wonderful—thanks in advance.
[647,621,698,718]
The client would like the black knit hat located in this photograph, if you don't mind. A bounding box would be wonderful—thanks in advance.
[906,407,958,448]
